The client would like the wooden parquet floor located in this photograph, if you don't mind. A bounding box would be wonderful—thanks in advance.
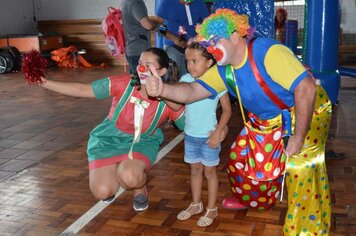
[0,67,355,236]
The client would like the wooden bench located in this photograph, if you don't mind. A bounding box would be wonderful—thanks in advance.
[38,19,123,66]
[38,19,157,67]
[339,45,356,64]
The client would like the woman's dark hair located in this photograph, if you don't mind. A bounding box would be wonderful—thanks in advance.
[186,42,216,67]
[131,47,179,88]
[145,47,179,83]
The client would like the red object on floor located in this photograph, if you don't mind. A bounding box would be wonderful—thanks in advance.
[222,197,248,210]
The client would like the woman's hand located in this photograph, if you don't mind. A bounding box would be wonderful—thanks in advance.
[40,76,48,85]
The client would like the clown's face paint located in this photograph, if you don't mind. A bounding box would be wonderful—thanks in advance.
[136,64,151,85]
[201,35,228,66]
[211,44,227,66]
[138,71,151,85]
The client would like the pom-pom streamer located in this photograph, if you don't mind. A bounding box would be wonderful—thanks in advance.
[22,50,48,85]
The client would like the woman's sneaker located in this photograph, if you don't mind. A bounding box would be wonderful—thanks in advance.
[102,195,115,204]
[133,186,148,212]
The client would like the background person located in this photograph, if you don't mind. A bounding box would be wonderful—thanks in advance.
[156,0,210,78]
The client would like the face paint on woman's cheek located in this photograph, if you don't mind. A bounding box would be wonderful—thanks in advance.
[138,71,151,85]
[214,44,227,66]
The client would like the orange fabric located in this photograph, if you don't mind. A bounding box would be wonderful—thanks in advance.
[51,46,93,68]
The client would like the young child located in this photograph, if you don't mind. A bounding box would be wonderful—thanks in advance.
[39,47,184,212]
[177,42,231,227]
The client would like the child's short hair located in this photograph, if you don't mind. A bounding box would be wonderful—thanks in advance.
[187,42,216,67]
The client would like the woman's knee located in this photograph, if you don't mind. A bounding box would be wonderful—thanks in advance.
[116,160,147,188]
[117,167,145,188]
[89,165,118,200]
[90,181,117,200]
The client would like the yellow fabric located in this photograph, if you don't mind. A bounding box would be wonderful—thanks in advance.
[233,46,248,69]
[264,45,306,91]
[284,85,331,236]
[200,65,226,93]
[199,44,305,94]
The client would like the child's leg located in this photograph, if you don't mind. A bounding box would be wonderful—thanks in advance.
[203,165,218,209]
[177,163,204,220]
[89,164,120,200]
[197,165,219,227]
[190,163,204,204]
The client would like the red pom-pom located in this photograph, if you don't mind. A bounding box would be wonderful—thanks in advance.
[22,50,48,85]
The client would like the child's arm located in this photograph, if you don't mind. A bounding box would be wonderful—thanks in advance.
[208,93,231,148]
[41,78,95,98]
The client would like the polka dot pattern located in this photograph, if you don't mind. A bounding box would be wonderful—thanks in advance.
[282,86,331,235]
[227,86,331,235]
[231,117,286,182]
[227,114,286,210]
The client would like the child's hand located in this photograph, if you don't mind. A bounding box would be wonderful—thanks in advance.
[207,130,220,149]
[219,125,229,142]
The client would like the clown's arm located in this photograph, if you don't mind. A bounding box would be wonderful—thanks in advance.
[146,64,212,103]
[285,76,316,157]
[41,77,95,98]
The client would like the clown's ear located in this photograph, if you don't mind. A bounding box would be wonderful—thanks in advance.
[230,31,241,41]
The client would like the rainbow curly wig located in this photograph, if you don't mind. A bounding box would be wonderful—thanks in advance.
[196,8,254,42]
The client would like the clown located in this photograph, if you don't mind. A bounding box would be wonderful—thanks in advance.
[146,8,332,235]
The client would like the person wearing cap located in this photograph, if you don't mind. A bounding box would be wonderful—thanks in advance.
[145,8,331,235]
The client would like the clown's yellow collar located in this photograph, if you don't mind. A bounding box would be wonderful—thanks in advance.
[233,45,248,69]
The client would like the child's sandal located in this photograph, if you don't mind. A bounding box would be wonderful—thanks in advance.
[197,207,218,227]
[177,202,203,221]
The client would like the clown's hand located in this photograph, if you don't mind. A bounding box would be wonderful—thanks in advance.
[146,64,164,97]
[284,135,304,157]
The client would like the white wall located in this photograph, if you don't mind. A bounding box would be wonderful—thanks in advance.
[0,0,154,36]
[34,0,155,20]
[340,0,356,34]
[0,0,355,36]
[0,0,37,35]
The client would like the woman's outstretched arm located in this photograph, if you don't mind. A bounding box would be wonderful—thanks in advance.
[41,78,95,98]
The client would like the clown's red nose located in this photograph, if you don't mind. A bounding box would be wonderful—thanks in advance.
[138,65,146,72]
[207,46,223,61]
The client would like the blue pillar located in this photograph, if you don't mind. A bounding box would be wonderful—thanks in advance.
[154,0,163,48]
[305,0,341,104]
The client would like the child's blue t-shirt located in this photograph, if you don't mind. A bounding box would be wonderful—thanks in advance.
[180,74,227,138]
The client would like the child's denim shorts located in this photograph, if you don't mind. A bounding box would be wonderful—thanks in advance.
[184,134,221,167]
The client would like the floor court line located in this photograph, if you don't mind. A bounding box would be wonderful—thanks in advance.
[59,132,184,236]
